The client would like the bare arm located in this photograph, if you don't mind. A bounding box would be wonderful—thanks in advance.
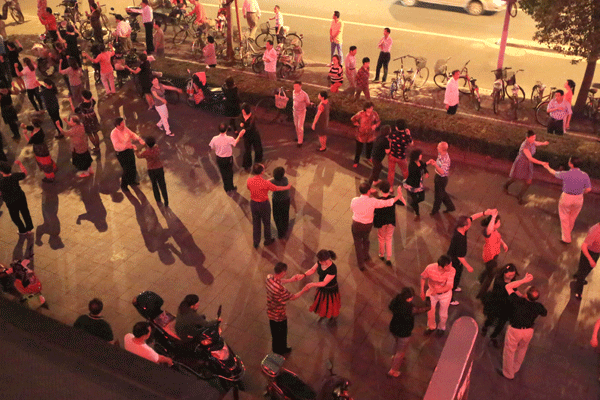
[542,163,556,175]
[591,318,600,347]
[582,243,597,269]
[420,276,427,301]
[303,263,319,277]
[486,211,498,236]
[274,184,291,191]
[14,160,27,176]
[305,274,334,289]
[161,84,183,93]
[505,273,533,294]
[157,355,173,366]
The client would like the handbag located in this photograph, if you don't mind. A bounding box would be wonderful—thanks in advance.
[274,88,288,109]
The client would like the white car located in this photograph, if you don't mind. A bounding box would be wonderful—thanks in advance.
[400,0,506,16]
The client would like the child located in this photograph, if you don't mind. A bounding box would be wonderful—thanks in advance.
[373,181,398,266]
[203,36,217,68]
[404,149,428,218]
[136,136,169,207]
[270,166,290,239]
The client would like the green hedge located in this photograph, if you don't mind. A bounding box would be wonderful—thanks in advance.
[158,58,600,178]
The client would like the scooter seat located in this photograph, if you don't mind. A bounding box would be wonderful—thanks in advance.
[276,371,316,400]
[590,88,598,94]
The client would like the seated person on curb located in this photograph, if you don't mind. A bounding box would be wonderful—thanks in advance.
[74,298,118,345]
[175,294,220,343]
[124,322,174,365]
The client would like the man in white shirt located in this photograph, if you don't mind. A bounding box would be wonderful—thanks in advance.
[114,14,132,52]
[330,11,343,63]
[242,0,261,39]
[345,46,357,96]
[209,123,244,193]
[130,0,154,53]
[263,40,277,81]
[351,181,405,270]
[110,117,145,192]
[124,322,173,365]
[444,69,460,115]
[292,81,312,147]
[374,28,392,83]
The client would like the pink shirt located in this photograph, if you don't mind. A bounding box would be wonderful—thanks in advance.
[421,263,455,296]
[93,51,115,74]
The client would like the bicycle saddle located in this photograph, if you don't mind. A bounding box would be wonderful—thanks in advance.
[407,68,413,73]
[393,70,401,74]
[590,88,598,94]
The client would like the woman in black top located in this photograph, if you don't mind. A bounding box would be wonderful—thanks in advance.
[388,287,428,377]
[300,250,341,320]
[5,40,25,91]
[0,85,21,140]
[373,180,401,266]
[481,263,518,347]
[40,79,63,137]
[238,103,263,171]
[222,77,241,118]
[404,149,428,217]
[21,119,57,183]
[127,53,155,110]
[0,160,34,234]
[62,24,82,66]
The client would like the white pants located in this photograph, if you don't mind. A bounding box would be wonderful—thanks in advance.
[293,109,306,144]
[101,72,116,94]
[377,224,395,259]
[427,290,452,330]
[558,192,583,243]
[155,104,170,134]
[502,326,534,379]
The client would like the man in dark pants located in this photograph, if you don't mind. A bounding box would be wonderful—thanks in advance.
[573,222,600,300]
[209,123,243,193]
[266,262,305,355]
[427,141,456,215]
[546,90,571,135]
[447,210,492,305]
[238,103,263,172]
[110,118,145,192]
[0,160,34,235]
[247,164,291,248]
[270,167,290,239]
[350,181,404,270]
[373,27,392,83]
[131,0,154,53]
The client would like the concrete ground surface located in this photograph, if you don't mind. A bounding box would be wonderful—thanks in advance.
[1,68,600,399]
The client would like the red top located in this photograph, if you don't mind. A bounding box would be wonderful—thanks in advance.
[40,13,57,31]
[482,229,502,263]
[138,146,163,170]
[247,175,279,202]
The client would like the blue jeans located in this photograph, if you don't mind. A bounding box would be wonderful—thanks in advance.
[330,42,343,63]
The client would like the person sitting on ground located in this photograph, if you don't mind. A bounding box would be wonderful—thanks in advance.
[74,298,117,344]
[124,322,174,365]
[175,294,219,343]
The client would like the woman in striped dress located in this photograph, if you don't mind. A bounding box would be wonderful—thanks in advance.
[301,249,341,320]
[328,55,344,93]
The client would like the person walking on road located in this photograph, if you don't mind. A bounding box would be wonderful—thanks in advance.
[209,123,243,193]
[266,262,305,356]
[242,0,261,39]
[110,117,145,192]
[354,57,370,101]
[350,181,405,271]
[345,46,357,96]
[312,90,330,152]
[0,160,34,235]
[546,90,572,135]
[135,136,169,207]
[444,70,460,115]
[427,141,455,215]
[501,273,547,380]
[373,28,392,83]
[420,255,455,337]
[476,210,508,299]
[448,209,493,305]
[270,167,290,239]
[503,130,549,205]
[238,103,263,171]
[263,40,277,81]
[247,163,291,249]
[292,81,312,147]
[351,101,380,168]
[387,286,429,377]
[541,157,591,244]
[572,222,600,300]
[330,11,343,63]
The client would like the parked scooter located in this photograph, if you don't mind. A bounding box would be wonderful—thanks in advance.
[185,69,227,112]
[119,7,141,42]
[0,258,46,310]
[261,353,352,400]
[132,291,245,393]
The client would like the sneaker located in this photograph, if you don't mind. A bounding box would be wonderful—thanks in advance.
[450,300,460,306]
[379,255,384,261]
[454,287,462,292]
[166,132,174,136]
[387,369,401,378]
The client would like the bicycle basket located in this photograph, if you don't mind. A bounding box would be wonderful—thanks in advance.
[506,74,516,86]
[416,57,427,69]
[260,22,269,34]
[275,89,289,109]
[434,59,447,75]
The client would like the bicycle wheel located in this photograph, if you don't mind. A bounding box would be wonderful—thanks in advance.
[472,91,481,111]
[255,97,277,123]
[101,13,110,29]
[458,77,470,94]
[283,34,303,47]
[492,90,501,114]
[79,21,93,41]
[530,85,542,107]
[433,73,448,89]
[535,101,551,126]
[251,55,264,74]
[506,85,526,103]
[413,67,429,89]
[401,83,410,102]
[255,33,273,48]
[279,64,292,80]
[10,7,25,24]
[173,27,189,45]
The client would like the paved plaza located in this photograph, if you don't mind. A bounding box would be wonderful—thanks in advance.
[2,78,600,399]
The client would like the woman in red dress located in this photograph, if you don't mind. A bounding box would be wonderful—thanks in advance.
[300,249,341,320]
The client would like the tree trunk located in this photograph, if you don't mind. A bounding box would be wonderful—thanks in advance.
[574,55,598,115]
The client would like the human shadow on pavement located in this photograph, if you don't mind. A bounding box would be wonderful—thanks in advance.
[160,207,214,285]
[12,234,34,265]
[125,187,175,265]
[76,177,108,232]
[553,290,582,344]
[34,183,64,250]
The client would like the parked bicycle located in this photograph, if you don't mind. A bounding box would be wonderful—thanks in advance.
[389,54,428,101]
[584,83,600,122]
[237,35,262,67]
[530,81,556,108]
[533,84,558,126]
[5,0,24,24]
[254,21,303,49]
[58,0,81,26]
[491,67,525,115]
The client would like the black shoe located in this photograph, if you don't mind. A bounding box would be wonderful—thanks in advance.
[395,200,405,206]
[385,260,392,267]
[264,238,275,246]
[443,208,455,213]
[481,326,488,336]
[284,347,292,354]
[430,211,439,216]
[379,256,385,261]
[435,329,445,337]
[253,243,259,249]
[491,337,500,348]
[297,143,303,148]
[424,328,435,336]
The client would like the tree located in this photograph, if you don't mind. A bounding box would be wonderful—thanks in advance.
[519,0,600,113]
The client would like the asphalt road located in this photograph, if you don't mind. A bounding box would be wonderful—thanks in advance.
[15,0,590,96]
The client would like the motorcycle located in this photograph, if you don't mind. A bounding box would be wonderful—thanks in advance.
[261,353,352,400]
[0,258,46,310]
[185,69,227,112]
[132,291,245,393]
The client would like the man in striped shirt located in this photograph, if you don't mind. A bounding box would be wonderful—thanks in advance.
[427,142,455,215]
[266,262,306,355]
